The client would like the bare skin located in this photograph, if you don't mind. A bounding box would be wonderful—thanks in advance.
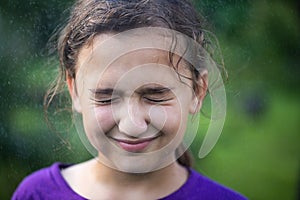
[62,158,188,200]
[62,33,206,200]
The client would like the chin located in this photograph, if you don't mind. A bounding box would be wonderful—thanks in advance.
[118,158,155,173]
[107,151,176,174]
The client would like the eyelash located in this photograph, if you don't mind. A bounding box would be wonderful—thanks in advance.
[94,97,170,104]
[143,97,172,103]
[92,98,119,105]
[91,94,173,105]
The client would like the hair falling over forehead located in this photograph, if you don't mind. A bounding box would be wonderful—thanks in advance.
[59,0,207,78]
[45,0,225,168]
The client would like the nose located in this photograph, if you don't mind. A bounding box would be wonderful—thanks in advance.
[118,98,148,137]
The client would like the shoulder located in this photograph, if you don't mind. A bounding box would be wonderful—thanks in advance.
[12,163,85,200]
[162,168,247,200]
[189,168,247,199]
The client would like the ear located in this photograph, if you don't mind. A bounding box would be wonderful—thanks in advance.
[66,73,82,113]
[189,70,208,114]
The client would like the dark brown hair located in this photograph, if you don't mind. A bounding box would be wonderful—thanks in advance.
[46,0,215,168]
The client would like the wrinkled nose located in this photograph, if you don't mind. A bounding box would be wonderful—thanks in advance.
[118,99,148,137]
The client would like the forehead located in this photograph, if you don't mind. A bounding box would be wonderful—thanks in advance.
[76,33,191,78]
[75,32,194,97]
[77,33,169,68]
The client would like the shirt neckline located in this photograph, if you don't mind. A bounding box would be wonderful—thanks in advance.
[52,162,197,200]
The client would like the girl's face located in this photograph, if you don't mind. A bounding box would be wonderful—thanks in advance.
[68,33,205,173]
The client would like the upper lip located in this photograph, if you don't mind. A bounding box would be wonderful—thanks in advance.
[110,134,161,144]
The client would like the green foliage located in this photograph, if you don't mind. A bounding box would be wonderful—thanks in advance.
[192,91,300,199]
[0,0,299,199]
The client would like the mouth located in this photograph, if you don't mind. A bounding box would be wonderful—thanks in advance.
[110,135,161,152]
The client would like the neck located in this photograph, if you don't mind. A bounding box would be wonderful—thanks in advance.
[92,158,183,182]
[88,158,189,199]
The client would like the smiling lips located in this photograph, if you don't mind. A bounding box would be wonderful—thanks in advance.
[112,135,160,152]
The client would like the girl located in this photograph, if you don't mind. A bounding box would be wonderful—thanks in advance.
[13,0,247,199]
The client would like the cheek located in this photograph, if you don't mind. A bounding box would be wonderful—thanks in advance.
[158,105,183,136]
[82,106,115,135]
[161,100,191,139]
[93,106,115,132]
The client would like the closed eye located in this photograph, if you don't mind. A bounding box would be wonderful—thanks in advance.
[143,97,173,103]
[140,87,174,104]
[91,97,120,105]
[89,88,121,105]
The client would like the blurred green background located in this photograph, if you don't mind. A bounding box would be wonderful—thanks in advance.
[0,0,299,199]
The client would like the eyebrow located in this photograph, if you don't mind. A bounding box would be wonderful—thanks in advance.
[137,87,173,95]
[89,88,116,95]
[89,86,173,95]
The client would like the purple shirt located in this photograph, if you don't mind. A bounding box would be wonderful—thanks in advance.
[12,163,247,200]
